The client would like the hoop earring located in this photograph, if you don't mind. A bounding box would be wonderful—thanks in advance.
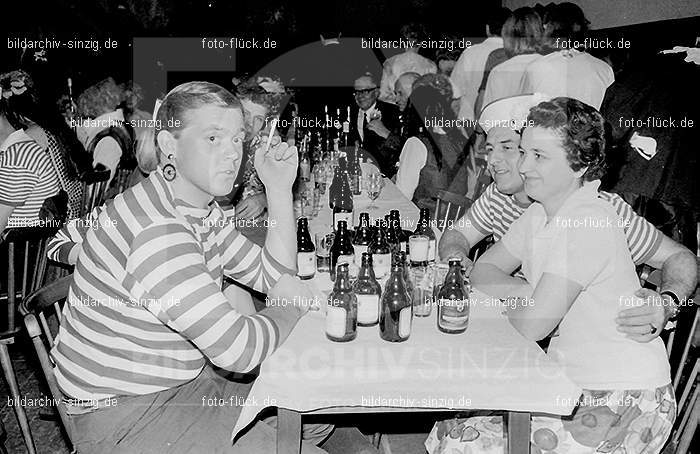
[163,154,177,181]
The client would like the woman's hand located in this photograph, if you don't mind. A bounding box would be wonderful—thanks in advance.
[254,136,298,193]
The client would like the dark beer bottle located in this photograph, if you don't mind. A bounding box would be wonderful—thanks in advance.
[352,253,382,326]
[368,222,391,279]
[398,251,414,306]
[332,159,354,229]
[379,253,413,342]
[330,220,355,281]
[353,213,372,267]
[384,215,399,253]
[414,208,436,263]
[437,259,470,334]
[390,210,408,254]
[296,217,315,280]
[326,263,357,342]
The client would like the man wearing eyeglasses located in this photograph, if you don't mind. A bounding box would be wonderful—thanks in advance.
[350,74,401,177]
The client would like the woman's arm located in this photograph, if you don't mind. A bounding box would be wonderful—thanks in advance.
[395,137,427,200]
[470,241,532,300]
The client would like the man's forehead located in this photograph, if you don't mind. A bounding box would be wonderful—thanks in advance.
[354,76,377,89]
[487,127,520,144]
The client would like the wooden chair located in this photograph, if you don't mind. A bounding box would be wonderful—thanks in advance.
[19,275,74,451]
[79,164,111,217]
[433,190,472,232]
[1,225,64,454]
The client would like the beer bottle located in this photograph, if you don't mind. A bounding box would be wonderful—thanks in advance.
[296,217,315,280]
[390,210,408,254]
[330,220,355,281]
[353,213,372,267]
[437,259,470,334]
[384,215,399,253]
[414,208,436,263]
[331,159,353,228]
[379,253,412,342]
[352,253,382,326]
[368,222,391,278]
[299,139,311,182]
[398,251,414,306]
[326,263,357,342]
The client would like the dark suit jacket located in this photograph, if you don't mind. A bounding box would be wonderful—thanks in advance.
[349,100,402,177]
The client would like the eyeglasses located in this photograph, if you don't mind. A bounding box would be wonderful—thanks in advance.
[354,87,377,96]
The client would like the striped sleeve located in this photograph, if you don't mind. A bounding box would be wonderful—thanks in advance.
[466,183,496,235]
[220,226,296,294]
[47,206,105,263]
[0,164,39,207]
[125,221,299,373]
[602,192,662,265]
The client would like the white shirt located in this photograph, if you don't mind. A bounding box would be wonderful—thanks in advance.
[76,109,125,185]
[501,181,670,390]
[356,103,378,142]
[379,51,437,104]
[519,49,614,109]
[482,53,543,108]
[395,137,428,200]
[450,37,504,122]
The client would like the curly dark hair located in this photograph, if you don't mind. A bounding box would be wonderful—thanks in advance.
[527,97,606,181]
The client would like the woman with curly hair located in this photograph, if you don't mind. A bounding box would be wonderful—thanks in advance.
[426,98,674,454]
[394,73,467,212]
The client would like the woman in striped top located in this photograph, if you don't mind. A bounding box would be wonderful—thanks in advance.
[47,82,330,453]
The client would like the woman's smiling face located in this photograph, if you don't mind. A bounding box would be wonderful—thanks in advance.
[518,126,581,204]
[174,104,245,197]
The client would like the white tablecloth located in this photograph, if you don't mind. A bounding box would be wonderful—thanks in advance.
[232,289,581,438]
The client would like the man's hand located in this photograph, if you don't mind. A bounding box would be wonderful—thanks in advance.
[235,193,267,221]
[616,288,669,342]
[367,119,390,139]
[254,136,299,192]
[267,274,317,317]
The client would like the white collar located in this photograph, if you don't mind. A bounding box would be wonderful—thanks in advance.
[0,129,34,153]
[362,103,378,117]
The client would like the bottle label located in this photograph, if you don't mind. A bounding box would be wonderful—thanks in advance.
[333,211,353,230]
[337,254,354,268]
[343,121,350,133]
[300,162,310,179]
[297,251,316,277]
[353,245,368,266]
[398,306,412,338]
[399,241,407,254]
[326,306,347,338]
[373,253,390,278]
[357,294,379,324]
[429,239,436,262]
[438,298,470,330]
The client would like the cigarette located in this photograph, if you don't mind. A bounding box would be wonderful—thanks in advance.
[265,118,278,152]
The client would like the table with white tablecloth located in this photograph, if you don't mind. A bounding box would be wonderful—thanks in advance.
[233,177,582,454]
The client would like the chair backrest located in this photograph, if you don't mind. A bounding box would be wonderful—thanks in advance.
[1,225,62,338]
[433,190,471,232]
[19,275,73,447]
[79,165,111,217]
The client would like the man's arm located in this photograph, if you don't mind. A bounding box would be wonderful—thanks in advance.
[644,235,697,301]
[438,184,494,262]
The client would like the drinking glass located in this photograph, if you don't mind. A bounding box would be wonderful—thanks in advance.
[411,265,433,317]
[315,231,334,273]
[364,173,384,209]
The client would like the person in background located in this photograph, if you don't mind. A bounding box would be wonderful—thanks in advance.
[226,74,289,221]
[438,93,696,346]
[349,73,402,177]
[378,23,437,105]
[483,7,544,107]
[394,73,467,211]
[435,37,463,77]
[0,90,60,231]
[75,77,129,186]
[45,81,334,453]
[450,7,511,125]
[393,72,420,113]
[1,70,86,220]
[518,2,614,109]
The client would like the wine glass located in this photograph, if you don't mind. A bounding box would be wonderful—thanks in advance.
[365,173,384,209]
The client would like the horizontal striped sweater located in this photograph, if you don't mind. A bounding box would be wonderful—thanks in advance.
[47,169,299,402]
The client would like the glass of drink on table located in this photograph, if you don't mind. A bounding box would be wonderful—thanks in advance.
[365,173,383,209]
[315,231,334,273]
